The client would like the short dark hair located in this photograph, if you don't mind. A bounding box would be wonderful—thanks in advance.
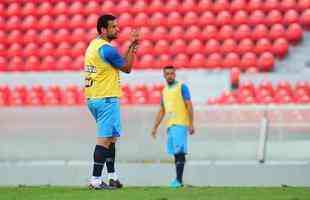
[97,14,116,34]
[163,65,175,71]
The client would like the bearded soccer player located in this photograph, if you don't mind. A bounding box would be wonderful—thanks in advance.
[84,14,139,189]
[151,66,195,188]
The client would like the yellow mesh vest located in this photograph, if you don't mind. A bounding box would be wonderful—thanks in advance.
[84,38,122,98]
[162,82,190,127]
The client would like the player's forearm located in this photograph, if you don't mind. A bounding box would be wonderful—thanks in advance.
[122,45,137,73]
[186,102,194,126]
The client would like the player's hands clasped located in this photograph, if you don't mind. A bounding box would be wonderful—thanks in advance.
[130,29,140,52]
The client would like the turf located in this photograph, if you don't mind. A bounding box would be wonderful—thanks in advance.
[1,186,310,200]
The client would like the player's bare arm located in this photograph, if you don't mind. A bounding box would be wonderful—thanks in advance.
[120,29,140,74]
[151,103,165,139]
[185,100,195,135]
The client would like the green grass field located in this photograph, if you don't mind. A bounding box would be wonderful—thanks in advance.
[1,186,310,200]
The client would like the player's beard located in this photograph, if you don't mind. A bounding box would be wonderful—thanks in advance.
[107,33,117,40]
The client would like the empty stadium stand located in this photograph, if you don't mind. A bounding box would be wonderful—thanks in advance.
[1,0,310,72]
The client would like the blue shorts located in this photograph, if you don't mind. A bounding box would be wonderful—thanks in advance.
[87,97,121,138]
[167,125,188,155]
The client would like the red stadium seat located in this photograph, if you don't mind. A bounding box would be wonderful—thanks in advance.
[240,52,257,70]
[6,3,20,16]
[23,3,37,17]
[184,26,201,41]
[150,12,165,27]
[71,42,87,57]
[283,10,299,25]
[230,67,240,86]
[85,14,99,29]
[7,30,22,44]
[300,9,310,28]
[71,28,86,43]
[38,15,53,30]
[213,0,230,13]
[171,39,187,54]
[249,10,266,26]
[272,38,289,58]
[23,29,37,44]
[230,0,247,13]
[234,25,251,41]
[168,26,184,41]
[281,0,298,12]
[255,38,273,54]
[286,23,303,42]
[56,56,72,71]
[152,26,168,41]
[298,0,310,11]
[69,15,85,29]
[237,39,255,54]
[8,57,23,72]
[138,40,154,55]
[218,25,234,41]
[264,0,280,12]
[216,11,232,26]
[167,12,183,26]
[6,16,21,30]
[139,26,152,40]
[7,43,22,58]
[221,39,238,54]
[149,0,165,13]
[248,0,264,12]
[39,29,54,44]
[0,44,6,57]
[189,53,206,68]
[0,57,7,71]
[184,12,199,26]
[206,53,222,68]
[156,54,173,68]
[138,54,155,69]
[55,42,71,57]
[201,25,218,40]
[233,10,248,25]
[23,42,39,57]
[165,0,180,13]
[266,10,283,25]
[222,53,240,68]
[54,29,70,43]
[68,2,83,15]
[133,0,148,14]
[205,39,221,54]
[72,55,84,71]
[180,0,198,13]
[295,80,309,91]
[54,14,68,29]
[25,56,40,71]
[53,1,69,15]
[84,1,100,15]
[173,54,190,68]
[22,15,37,30]
[118,27,131,42]
[134,13,149,27]
[269,24,286,40]
[41,56,56,71]
[199,11,216,26]
[154,40,170,55]
[116,13,133,28]
[258,52,275,71]
[252,24,269,40]
[186,39,203,54]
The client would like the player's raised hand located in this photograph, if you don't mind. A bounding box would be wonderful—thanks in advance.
[130,29,140,45]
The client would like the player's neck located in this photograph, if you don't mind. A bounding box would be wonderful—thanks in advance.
[167,80,177,87]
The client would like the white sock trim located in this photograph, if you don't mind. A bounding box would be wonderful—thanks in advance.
[108,172,117,180]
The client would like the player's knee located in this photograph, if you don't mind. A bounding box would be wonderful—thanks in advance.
[175,153,186,163]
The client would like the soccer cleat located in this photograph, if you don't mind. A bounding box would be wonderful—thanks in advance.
[169,179,183,188]
[89,181,115,190]
[109,179,123,188]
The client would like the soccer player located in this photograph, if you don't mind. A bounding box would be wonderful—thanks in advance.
[84,14,139,189]
[151,66,195,188]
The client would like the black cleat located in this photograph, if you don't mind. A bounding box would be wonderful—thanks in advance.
[109,179,123,188]
[89,181,115,190]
